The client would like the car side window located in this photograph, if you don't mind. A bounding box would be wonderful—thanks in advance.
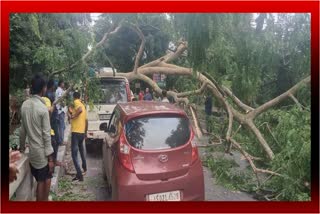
[108,113,116,130]
[109,108,120,135]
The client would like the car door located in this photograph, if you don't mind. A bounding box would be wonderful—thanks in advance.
[104,109,120,183]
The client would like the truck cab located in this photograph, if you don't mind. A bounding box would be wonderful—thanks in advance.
[86,68,131,147]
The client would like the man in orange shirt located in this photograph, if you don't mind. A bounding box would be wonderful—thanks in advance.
[67,91,87,182]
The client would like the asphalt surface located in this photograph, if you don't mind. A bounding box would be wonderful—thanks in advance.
[60,140,255,201]
[59,118,255,201]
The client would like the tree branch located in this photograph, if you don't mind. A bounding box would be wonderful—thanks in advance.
[222,86,254,112]
[131,25,146,74]
[139,42,188,69]
[189,105,203,138]
[249,76,310,118]
[247,121,275,160]
[230,138,282,177]
[49,20,124,77]
[289,93,304,110]
[52,84,74,106]
[177,82,207,97]
[116,38,309,162]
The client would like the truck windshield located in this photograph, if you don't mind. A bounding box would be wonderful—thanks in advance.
[99,79,128,104]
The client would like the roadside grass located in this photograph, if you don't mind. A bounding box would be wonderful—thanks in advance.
[53,176,95,201]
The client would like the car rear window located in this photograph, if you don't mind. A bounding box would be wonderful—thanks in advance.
[125,116,190,150]
[99,79,127,104]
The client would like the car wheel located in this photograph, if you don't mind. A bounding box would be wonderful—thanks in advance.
[102,161,112,195]
[101,160,107,181]
[106,182,112,195]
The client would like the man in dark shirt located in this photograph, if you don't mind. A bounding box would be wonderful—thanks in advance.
[205,96,212,116]
[143,88,153,101]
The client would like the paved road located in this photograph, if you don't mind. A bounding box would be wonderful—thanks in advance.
[58,140,255,201]
[85,149,111,201]
[58,120,255,201]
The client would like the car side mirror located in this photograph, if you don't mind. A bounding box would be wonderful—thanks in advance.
[109,125,116,134]
[99,123,109,132]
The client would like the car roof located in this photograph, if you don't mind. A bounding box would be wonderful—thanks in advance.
[117,101,187,119]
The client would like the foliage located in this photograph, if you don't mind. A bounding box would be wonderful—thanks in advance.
[9,127,20,150]
[10,13,92,91]
[172,14,211,72]
[91,13,172,72]
[85,77,104,110]
[204,155,256,191]
[172,13,310,105]
[258,106,311,201]
[206,105,311,200]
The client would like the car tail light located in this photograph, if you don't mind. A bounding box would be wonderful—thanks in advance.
[125,82,131,102]
[119,132,134,172]
[190,129,199,164]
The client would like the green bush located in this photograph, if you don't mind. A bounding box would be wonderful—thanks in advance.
[205,106,311,201]
[261,107,311,201]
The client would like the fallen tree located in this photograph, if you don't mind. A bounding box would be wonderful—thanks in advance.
[53,21,310,179]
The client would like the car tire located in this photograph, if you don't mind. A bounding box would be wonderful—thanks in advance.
[102,161,112,194]
[102,160,107,181]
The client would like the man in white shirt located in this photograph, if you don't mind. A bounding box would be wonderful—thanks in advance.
[162,90,170,103]
[55,80,66,145]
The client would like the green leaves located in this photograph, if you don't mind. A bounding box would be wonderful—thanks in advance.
[10,13,92,88]
[29,14,41,40]
[92,13,171,72]
[33,45,66,72]
[173,14,211,72]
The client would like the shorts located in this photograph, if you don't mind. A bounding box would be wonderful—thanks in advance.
[30,164,53,182]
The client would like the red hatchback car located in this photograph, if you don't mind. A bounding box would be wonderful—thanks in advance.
[100,101,204,201]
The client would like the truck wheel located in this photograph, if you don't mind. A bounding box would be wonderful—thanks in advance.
[85,139,93,153]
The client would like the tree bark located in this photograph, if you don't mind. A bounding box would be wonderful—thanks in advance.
[131,25,146,74]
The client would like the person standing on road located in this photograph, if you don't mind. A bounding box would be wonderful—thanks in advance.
[19,74,54,201]
[55,80,66,146]
[143,88,153,101]
[205,95,212,116]
[161,90,170,103]
[138,90,144,101]
[42,97,58,159]
[204,94,213,132]
[45,80,59,160]
[68,91,88,182]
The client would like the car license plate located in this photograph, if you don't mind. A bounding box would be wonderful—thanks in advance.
[147,190,181,201]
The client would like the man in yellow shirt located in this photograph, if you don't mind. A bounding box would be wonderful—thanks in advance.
[67,91,87,182]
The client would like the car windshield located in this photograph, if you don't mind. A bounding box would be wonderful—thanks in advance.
[99,79,128,104]
[125,116,190,150]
